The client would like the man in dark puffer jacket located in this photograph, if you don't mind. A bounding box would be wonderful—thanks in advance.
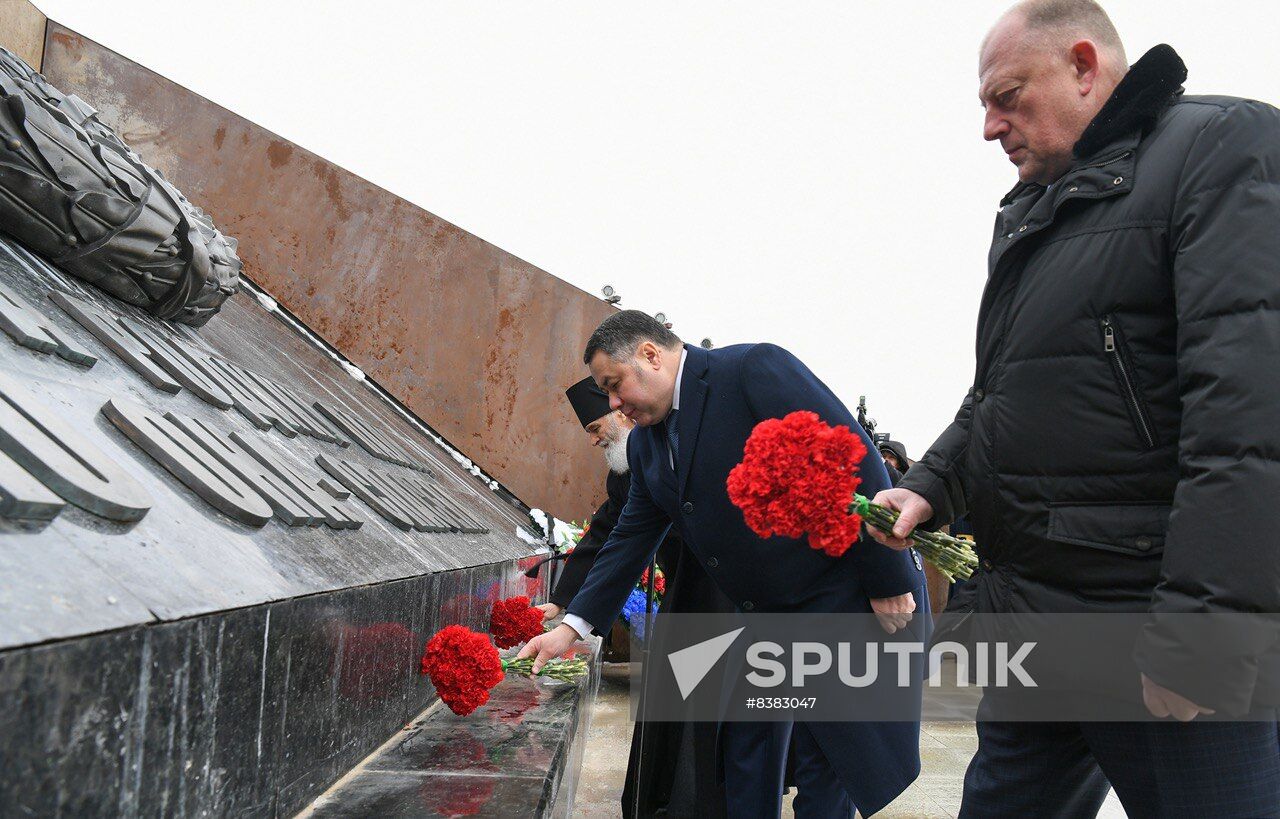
[871,1,1280,815]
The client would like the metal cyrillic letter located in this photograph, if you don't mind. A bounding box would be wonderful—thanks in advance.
[101,398,271,527]
[0,282,96,365]
[0,372,151,521]
[0,448,64,520]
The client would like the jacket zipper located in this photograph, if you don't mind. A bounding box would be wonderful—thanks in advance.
[1080,149,1133,170]
[1102,315,1157,449]
[1001,151,1134,249]
[1053,150,1134,205]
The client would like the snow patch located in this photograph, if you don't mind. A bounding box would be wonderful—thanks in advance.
[529,509,582,550]
[515,525,544,547]
[339,361,366,381]
[529,508,550,537]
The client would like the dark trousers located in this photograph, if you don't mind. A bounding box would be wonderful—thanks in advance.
[721,721,855,819]
[961,693,1280,818]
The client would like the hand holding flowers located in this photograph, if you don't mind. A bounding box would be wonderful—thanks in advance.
[727,411,978,581]
[419,596,588,716]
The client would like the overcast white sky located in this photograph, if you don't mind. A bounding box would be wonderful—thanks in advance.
[34,1,1280,455]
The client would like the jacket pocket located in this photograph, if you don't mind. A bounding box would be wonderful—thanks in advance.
[1047,502,1171,556]
[1100,315,1158,449]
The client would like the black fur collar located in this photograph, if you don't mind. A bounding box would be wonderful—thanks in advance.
[1073,44,1187,159]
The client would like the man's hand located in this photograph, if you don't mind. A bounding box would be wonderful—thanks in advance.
[871,592,916,634]
[535,603,563,620]
[1141,673,1215,721]
[867,488,934,551]
[517,622,581,675]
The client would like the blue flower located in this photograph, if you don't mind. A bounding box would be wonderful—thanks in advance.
[621,588,659,641]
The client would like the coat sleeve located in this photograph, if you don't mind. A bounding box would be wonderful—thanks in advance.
[1133,100,1280,714]
[741,343,923,598]
[565,443,672,632]
[897,392,974,530]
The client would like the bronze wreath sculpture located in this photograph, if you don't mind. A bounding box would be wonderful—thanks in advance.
[0,47,240,326]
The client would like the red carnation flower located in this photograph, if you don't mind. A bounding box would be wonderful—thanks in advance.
[639,567,667,595]
[726,410,867,557]
[420,625,504,715]
[489,596,545,649]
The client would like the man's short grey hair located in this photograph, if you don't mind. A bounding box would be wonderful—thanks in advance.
[583,310,682,365]
[1005,0,1127,67]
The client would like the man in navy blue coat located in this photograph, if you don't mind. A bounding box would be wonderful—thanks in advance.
[520,311,927,817]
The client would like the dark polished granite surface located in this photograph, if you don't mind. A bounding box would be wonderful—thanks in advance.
[0,232,537,650]
[305,638,601,818]
[0,559,557,817]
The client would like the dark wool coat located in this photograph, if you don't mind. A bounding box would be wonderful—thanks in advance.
[549,469,684,609]
[900,45,1280,714]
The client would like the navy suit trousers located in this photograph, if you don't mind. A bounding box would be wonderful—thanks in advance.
[722,721,857,819]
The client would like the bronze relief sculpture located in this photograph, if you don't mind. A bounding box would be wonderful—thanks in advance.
[0,47,239,326]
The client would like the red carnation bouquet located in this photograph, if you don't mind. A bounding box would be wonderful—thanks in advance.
[639,565,666,598]
[420,625,588,715]
[489,596,546,648]
[727,411,977,580]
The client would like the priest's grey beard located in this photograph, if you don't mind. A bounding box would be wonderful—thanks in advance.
[603,427,632,474]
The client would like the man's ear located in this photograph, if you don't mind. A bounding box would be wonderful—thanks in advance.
[637,340,661,370]
[1070,39,1100,95]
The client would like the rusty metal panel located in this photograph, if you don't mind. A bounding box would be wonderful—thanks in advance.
[0,0,44,69]
[39,23,614,519]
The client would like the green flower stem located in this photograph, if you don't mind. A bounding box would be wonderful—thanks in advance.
[501,657,590,683]
[851,494,979,582]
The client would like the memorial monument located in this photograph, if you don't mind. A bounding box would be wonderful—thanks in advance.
[0,3,606,815]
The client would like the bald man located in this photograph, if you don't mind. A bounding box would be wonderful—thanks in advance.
[870,1,1280,816]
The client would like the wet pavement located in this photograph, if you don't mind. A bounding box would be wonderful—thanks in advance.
[574,664,1127,818]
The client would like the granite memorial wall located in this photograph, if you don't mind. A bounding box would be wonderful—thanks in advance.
[0,231,550,815]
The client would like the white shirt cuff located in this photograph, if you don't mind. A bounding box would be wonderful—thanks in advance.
[562,613,594,639]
